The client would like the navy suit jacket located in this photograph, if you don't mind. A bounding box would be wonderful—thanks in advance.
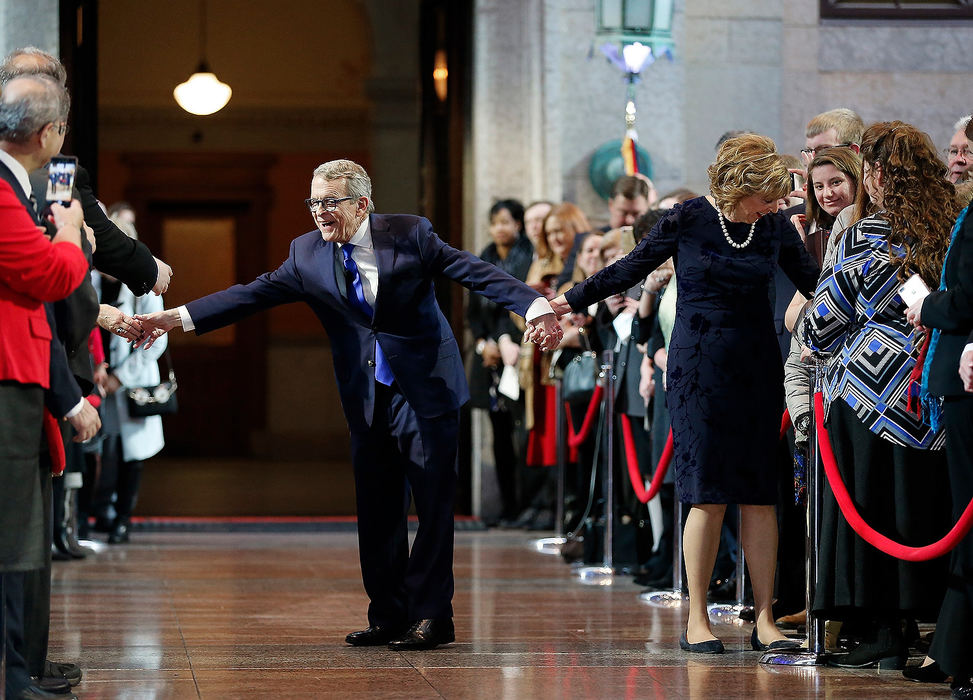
[187,214,541,431]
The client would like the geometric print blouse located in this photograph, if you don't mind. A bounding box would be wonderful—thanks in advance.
[801,215,944,450]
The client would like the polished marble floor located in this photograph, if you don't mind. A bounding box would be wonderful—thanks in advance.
[49,530,948,699]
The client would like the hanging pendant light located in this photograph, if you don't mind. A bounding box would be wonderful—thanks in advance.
[173,0,232,115]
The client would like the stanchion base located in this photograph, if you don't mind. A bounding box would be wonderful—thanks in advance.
[577,566,614,586]
[759,647,830,666]
[77,538,107,554]
[638,588,687,608]
[707,603,748,626]
[529,536,566,555]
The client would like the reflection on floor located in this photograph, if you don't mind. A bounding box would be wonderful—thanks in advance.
[50,530,941,699]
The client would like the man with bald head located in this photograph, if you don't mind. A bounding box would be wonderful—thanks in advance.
[0,46,172,296]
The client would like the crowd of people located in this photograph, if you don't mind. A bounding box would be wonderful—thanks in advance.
[475,109,973,697]
[1,38,972,700]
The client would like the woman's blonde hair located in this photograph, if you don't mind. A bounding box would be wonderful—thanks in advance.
[543,202,591,262]
[707,134,791,216]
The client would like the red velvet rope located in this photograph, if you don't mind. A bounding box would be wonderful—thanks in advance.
[814,392,973,562]
[566,384,604,449]
[780,408,791,441]
[620,413,673,504]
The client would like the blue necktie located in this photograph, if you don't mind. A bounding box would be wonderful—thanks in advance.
[341,244,393,386]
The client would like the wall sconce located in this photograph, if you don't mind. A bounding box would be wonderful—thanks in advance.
[174,0,232,116]
[433,49,449,102]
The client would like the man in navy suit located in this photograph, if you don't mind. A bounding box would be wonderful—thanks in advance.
[137,159,561,649]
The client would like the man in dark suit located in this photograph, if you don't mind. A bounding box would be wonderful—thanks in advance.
[0,73,90,700]
[137,159,561,649]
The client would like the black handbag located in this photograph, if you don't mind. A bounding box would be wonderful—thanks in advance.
[125,349,178,417]
[561,331,598,404]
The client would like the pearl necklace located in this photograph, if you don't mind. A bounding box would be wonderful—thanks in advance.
[717,209,756,249]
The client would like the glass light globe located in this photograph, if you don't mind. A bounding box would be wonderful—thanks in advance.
[622,42,652,74]
[173,71,232,116]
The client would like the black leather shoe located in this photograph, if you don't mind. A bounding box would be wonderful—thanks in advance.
[902,660,948,683]
[679,631,725,654]
[953,678,973,700]
[388,618,455,650]
[44,660,83,687]
[34,676,71,694]
[14,684,77,699]
[345,624,406,646]
[107,522,130,544]
[828,624,907,670]
[750,627,801,651]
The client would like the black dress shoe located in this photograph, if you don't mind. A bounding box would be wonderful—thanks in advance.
[44,660,83,687]
[953,678,973,700]
[388,618,455,650]
[345,624,406,646]
[828,624,907,669]
[34,676,71,694]
[902,660,948,683]
[750,627,801,651]
[107,522,130,545]
[14,684,77,700]
[679,631,725,654]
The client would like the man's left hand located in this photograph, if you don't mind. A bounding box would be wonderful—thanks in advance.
[524,312,563,352]
[960,347,973,393]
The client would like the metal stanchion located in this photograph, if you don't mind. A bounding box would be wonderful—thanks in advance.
[640,499,688,607]
[578,350,615,585]
[760,361,829,665]
[707,508,748,625]
[1,574,6,700]
[532,376,567,554]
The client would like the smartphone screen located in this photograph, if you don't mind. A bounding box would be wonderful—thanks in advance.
[46,155,78,204]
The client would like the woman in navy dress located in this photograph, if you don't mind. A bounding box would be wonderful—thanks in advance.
[551,134,820,653]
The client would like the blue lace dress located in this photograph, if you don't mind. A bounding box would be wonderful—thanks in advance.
[565,197,819,504]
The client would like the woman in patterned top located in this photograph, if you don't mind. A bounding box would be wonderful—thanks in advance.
[802,121,960,669]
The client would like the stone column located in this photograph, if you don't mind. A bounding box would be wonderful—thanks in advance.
[0,0,59,61]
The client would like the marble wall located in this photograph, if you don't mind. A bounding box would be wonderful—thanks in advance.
[469,0,973,251]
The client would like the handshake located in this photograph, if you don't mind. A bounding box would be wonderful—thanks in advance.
[522,295,573,352]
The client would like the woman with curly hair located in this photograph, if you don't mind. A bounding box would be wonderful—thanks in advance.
[551,134,820,654]
[802,121,959,669]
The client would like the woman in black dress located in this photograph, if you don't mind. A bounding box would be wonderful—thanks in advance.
[551,134,820,653]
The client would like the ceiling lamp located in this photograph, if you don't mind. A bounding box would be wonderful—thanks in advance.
[173,0,231,116]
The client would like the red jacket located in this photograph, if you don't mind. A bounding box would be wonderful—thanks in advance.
[0,178,88,388]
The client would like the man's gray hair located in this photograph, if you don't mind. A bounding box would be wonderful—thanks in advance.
[0,74,70,144]
[312,159,375,213]
[954,115,972,133]
[0,46,66,86]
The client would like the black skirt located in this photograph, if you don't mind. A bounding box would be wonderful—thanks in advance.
[812,398,950,619]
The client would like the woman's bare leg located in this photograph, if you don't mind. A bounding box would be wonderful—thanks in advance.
[684,503,726,643]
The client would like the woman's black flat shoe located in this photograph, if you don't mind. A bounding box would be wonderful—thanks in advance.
[902,661,948,683]
[750,627,801,651]
[679,631,725,654]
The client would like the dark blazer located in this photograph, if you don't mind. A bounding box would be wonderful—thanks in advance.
[30,163,158,295]
[187,214,541,431]
[923,206,973,397]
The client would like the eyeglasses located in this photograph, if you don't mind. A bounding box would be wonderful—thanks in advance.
[944,146,972,161]
[304,196,354,213]
[800,143,853,158]
[52,122,69,136]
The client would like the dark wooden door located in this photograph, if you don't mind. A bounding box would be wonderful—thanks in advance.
[123,154,275,456]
